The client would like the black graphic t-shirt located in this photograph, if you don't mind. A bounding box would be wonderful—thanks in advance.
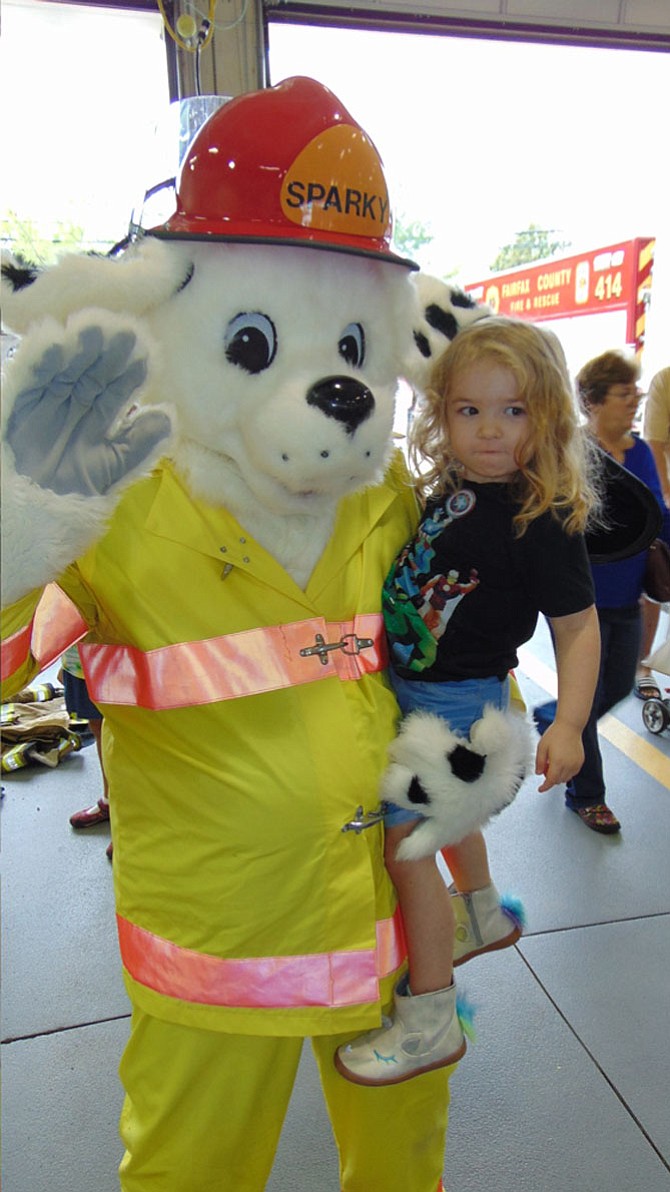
[382,481,594,682]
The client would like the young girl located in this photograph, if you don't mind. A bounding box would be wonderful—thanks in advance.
[336,316,601,1086]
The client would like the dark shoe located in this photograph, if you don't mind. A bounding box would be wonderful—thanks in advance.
[105,841,114,862]
[69,798,110,829]
[570,803,621,834]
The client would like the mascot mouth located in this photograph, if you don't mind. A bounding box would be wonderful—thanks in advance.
[177,436,382,514]
[280,481,335,503]
[271,440,384,503]
[278,467,374,503]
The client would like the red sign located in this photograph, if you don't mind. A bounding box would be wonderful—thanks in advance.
[465,239,654,344]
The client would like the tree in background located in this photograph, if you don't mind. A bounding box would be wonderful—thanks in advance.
[0,210,113,267]
[392,213,458,282]
[392,213,434,262]
[490,223,572,272]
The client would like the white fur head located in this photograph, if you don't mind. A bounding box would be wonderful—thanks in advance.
[1,234,488,530]
[145,241,416,514]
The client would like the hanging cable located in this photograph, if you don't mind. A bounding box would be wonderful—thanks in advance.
[156,0,216,53]
[188,0,248,35]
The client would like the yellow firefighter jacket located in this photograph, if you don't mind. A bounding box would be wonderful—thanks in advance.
[2,453,418,1035]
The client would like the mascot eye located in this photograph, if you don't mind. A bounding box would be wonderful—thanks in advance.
[224,312,277,374]
[338,323,365,368]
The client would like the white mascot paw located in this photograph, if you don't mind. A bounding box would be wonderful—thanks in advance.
[381,706,537,860]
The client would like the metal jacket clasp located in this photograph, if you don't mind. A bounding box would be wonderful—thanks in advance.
[300,633,374,666]
[341,805,385,834]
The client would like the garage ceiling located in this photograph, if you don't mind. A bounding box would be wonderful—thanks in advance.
[266,0,670,50]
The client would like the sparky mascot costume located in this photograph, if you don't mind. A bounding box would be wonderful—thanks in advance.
[0,77,500,1191]
[1,76,661,1191]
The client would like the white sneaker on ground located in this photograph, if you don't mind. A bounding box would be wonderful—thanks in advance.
[335,978,468,1086]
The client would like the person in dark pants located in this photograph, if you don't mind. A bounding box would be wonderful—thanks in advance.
[62,644,113,859]
[563,351,670,833]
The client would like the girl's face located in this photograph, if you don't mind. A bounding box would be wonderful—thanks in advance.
[445,362,530,484]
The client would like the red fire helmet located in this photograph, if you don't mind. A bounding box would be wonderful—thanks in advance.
[149,76,416,269]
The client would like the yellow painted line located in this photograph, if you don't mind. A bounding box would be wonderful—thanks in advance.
[598,714,670,787]
[517,646,670,790]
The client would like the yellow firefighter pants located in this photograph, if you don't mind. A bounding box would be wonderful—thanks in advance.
[118,1008,451,1191]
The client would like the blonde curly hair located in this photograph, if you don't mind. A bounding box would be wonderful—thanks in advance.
[409,316,598,536]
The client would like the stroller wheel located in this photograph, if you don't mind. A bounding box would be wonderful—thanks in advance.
[642,697,669,735]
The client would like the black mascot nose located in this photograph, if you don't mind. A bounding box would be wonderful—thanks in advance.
[307,376,375,435]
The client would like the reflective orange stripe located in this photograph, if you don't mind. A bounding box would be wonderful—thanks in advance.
[32,583,89,668]
[117,908,406,1009]
[1,584,88,682]
[1,621,33,681]
[81,614,387,709]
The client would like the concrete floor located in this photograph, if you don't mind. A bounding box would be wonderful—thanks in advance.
[2,614,669,1191]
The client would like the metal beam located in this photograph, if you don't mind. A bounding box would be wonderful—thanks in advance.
[166,0,267,99]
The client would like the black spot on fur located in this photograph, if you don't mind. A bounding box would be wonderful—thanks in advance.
[448,745,486,783]
[425,304,459,341]
[413,329,431,359]
[1,260,38,291]
[407,776,430,805]
[449,288,477,310]
[176,262,195,294]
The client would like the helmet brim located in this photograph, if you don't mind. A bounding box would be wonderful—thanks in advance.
[147,227,418,271]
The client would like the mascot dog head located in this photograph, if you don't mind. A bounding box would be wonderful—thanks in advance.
[1,77,487,586]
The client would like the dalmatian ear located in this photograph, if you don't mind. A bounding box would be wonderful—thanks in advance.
[381,706,537,861]
[0,238,191,335]
[403,274,492,393]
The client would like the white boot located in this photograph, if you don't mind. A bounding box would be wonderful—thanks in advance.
[451,882,524,966]
[335,978,467,1086]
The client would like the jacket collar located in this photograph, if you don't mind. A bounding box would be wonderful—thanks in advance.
[144,460,402,605]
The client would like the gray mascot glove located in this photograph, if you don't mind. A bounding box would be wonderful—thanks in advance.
[6,325,171,496]
[1,314,174,606]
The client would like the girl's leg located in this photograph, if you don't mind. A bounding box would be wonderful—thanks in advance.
[384,821,455,995]
[441,829,491,895]
[390,672,504,904]
[442,831,523,966]
[436,683,523,962]
[334,824,466,1085]
[389,671,520,969]
[119,1008,302,1191]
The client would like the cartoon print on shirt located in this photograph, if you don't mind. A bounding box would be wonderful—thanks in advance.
[382,489,478,672]
[416,567,479,638]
